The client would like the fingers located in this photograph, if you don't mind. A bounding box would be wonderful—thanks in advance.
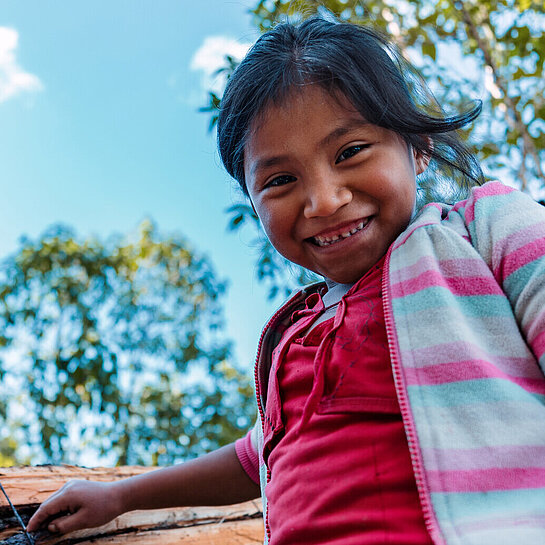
[27,484,79,533]
[27,480,117,535]
[27,504,54,532]
[27,500,70,533]
[45,510,82,535]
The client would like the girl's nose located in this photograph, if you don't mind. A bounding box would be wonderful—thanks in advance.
[303,179,353,218]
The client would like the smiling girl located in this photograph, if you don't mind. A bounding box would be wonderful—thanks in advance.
[28,16,545,545]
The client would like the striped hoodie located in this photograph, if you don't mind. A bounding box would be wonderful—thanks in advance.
[251,181,545,545]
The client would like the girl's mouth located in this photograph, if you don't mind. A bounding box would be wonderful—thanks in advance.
[310,218,371,247]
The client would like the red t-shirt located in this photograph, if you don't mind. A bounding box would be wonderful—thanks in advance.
[239,259,433,545]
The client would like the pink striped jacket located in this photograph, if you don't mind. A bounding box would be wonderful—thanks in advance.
[251,181,545,545]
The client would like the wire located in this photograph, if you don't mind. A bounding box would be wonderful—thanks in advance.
[0,480,35,545]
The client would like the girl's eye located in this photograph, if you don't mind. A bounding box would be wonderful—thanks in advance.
[336,144,368,164]
[265,174,296,188]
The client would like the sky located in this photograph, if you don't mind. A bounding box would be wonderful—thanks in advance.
[0,1,279,370]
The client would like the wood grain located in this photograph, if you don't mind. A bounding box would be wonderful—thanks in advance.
[0,466,264,545]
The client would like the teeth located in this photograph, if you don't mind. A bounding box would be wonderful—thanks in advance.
[313,220,368,247]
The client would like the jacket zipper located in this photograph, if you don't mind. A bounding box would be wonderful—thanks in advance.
[253,291,314,543]
[382,246,445,545]
[254,310,278,544]
[254,295,302,436]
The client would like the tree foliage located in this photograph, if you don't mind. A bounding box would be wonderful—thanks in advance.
[0,221,254,466]
[206,0,545,297]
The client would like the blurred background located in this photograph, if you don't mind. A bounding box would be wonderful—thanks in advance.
[0,0,543,467]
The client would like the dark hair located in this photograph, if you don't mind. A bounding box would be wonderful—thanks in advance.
[217,17,483,205]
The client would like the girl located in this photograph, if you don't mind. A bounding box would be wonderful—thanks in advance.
[28,16,545,545]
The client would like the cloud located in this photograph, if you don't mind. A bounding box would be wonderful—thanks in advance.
[0,27,43,103]
[190,36,251,96]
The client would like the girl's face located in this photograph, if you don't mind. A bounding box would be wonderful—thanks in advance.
[244,85,428,284]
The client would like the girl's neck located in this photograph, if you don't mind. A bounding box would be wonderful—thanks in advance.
[322,278,354,308]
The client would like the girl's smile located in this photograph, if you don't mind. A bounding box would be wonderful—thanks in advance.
[244,85,428,284]
[309,217,370,247]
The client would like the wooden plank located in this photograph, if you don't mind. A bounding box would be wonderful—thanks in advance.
[0,465,153,506]
[0,466,264,545]
[86,518,265,544]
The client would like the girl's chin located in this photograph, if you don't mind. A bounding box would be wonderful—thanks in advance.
[322,270,370,285]
[305,243,382,284]
[313,261,375,284]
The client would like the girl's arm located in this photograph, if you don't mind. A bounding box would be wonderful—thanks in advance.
[27,442,260,535]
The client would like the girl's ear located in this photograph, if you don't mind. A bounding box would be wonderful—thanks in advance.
[414,151,430,175]
[413,138,432,175]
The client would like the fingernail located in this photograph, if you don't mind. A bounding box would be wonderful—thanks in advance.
[49,523,58,533]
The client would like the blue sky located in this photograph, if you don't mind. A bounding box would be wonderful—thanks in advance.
[0,1,279,369]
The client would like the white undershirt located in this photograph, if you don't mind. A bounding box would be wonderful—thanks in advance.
[306,279,354,332]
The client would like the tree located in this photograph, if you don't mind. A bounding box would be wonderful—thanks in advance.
[0,221,254,466]
[205,0,545,297]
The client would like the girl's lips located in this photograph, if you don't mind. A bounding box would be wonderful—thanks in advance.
[308,217,371,247]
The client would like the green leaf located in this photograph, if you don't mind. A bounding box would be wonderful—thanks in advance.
[422,40,437,61]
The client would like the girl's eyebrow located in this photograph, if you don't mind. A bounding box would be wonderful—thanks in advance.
[250,119,371,177]
[250,155,290,177]
[319,119,371,148]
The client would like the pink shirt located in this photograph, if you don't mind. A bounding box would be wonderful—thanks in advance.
[238,259,432,544]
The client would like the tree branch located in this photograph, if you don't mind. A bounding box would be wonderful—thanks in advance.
[454,0,544,187]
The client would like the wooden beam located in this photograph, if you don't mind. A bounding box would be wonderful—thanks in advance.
[0,466,264,545]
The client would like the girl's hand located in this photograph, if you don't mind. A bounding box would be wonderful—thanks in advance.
[27,479,124,535]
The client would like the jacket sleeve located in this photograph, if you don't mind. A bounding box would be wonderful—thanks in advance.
[234,422,260,484]
[461,181,545,369]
